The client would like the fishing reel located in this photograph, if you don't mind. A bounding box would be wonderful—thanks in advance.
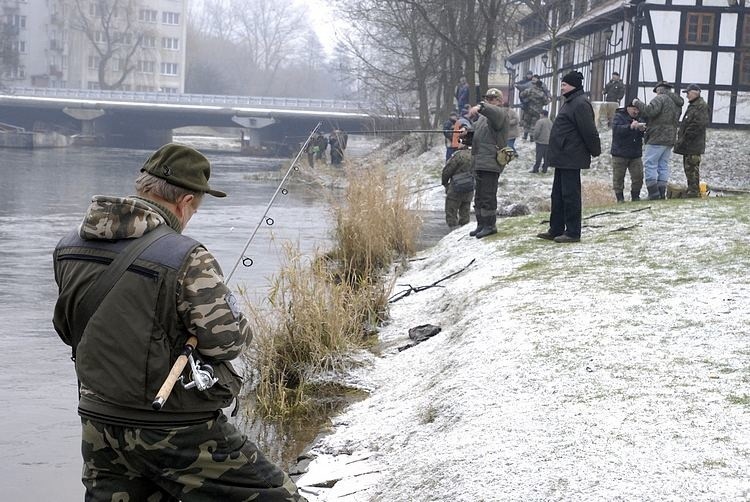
[179,355,219,392]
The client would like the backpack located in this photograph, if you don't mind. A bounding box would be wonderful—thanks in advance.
[450,171,475,193]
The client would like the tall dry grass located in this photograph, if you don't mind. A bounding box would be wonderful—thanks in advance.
[245,164,421,417]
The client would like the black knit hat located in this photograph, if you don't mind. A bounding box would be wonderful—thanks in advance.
[561,71,584,89]
[141,143,227,197]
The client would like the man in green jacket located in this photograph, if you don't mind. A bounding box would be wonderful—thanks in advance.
[467,88,510,239]
[673,84,710,198]
[632,81,684,199]
[53,144,305,501]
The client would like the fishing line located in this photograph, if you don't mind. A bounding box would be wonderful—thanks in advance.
[225,121,322,284]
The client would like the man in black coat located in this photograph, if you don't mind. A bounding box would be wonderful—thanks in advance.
[537,71,601,243]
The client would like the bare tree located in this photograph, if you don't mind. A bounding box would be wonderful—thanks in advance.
[231,0,309,94]
[0,18,20,88]
[69,0,148,90]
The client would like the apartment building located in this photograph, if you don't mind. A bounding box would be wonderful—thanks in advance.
[1,0,187,92]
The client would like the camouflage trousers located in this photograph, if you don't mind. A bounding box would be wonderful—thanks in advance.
[611,156,644,194]
[521,110,540,135]
[445,190,473,227]
[682,154,701,195]
[81,414,306,502]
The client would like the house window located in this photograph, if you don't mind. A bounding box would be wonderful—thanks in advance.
[88,55,99,70]
[685,13,714,45]
[160,86,178,93]
[162,12,180,25]
[137,60,155,73]
[743,14,750,47]
[160,62,178,75]
[740,51,750,85]
[139,9,157,22]
[136,85,155,92]
[87,81,100,90]
[162,37,179,50]
[10,15,27,28]
[94,31,105,43]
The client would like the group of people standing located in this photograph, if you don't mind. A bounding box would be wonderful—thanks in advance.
[442,68,710,244]
[612,81,709,201]
[305,129,349,168]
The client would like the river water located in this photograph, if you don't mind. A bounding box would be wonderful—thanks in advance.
[0,138,448,501]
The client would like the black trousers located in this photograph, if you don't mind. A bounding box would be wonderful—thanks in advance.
[473,170,499,227]
[549,168,582,238]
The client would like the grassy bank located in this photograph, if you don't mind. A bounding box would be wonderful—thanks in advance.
[243,163,421,417]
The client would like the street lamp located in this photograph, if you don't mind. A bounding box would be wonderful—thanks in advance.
[603,27,623,47]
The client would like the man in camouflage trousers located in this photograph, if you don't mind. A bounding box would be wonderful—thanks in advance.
[673,84,709,197]
[53,143,305,501]
[519,79,550,141]
[441,125,474,228]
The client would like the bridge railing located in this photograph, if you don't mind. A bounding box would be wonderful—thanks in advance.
[5,86,373,112]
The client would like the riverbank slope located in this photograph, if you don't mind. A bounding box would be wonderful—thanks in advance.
[295,130,750,501]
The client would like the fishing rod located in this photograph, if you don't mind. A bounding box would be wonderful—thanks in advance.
[225,122,323,284]
[151,123,323,411]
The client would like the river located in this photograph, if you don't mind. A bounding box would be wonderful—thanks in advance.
[0,137,449,501]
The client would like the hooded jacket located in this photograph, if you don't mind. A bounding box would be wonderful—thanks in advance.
[674,96,709,155]
[634,91,684,146]
[53,196,249,427]
[546,88,601,170]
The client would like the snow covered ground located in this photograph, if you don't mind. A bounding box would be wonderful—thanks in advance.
[294,128,750,502]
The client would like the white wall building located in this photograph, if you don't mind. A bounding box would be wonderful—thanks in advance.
[507,0,750,127]
[1,0,187,93]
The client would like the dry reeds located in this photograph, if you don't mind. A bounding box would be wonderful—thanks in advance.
[245,163,421,417]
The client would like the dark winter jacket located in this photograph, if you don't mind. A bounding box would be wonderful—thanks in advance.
[603,79,625,103]
[471,102,509,174]
[634,91,684,146]
[674,96,709,155]
[610,108,645,159]
[546,88,601,170]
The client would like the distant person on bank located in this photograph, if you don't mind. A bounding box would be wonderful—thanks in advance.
[529,109,552,173]
[467,88,510,239]
[443,111,459,160]
[610,102,646,202]
[537,71,601,244]
[505,102,520,152]
[329,129,348,166]
[673,83,709,198]
[441,125,474,228]
[632,81,684,200]
[52,143,306,501]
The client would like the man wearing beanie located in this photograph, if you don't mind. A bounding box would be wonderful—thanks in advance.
[537,70,601,243]
[632,81,684,199]
[53,143,306,501]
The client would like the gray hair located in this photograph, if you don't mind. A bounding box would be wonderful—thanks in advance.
[135,172,203,205]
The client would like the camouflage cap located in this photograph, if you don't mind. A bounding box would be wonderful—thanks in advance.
[484,88,503,99]
[141,143,226,197]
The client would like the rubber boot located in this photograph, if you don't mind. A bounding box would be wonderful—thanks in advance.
[647,184,660,201]
[631,190,641,202]
[615,191,625,203]
[469,216,483,237]
[658,183,667,200]
[476,214,497,239]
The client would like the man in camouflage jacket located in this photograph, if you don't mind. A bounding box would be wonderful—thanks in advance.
[632,81,684,199]
[441,128,474,228]
[519,80,550,141]
[53,144,305,501]
[673,84,709,197]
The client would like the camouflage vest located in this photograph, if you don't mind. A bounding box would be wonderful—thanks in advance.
[53,229,240,426]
